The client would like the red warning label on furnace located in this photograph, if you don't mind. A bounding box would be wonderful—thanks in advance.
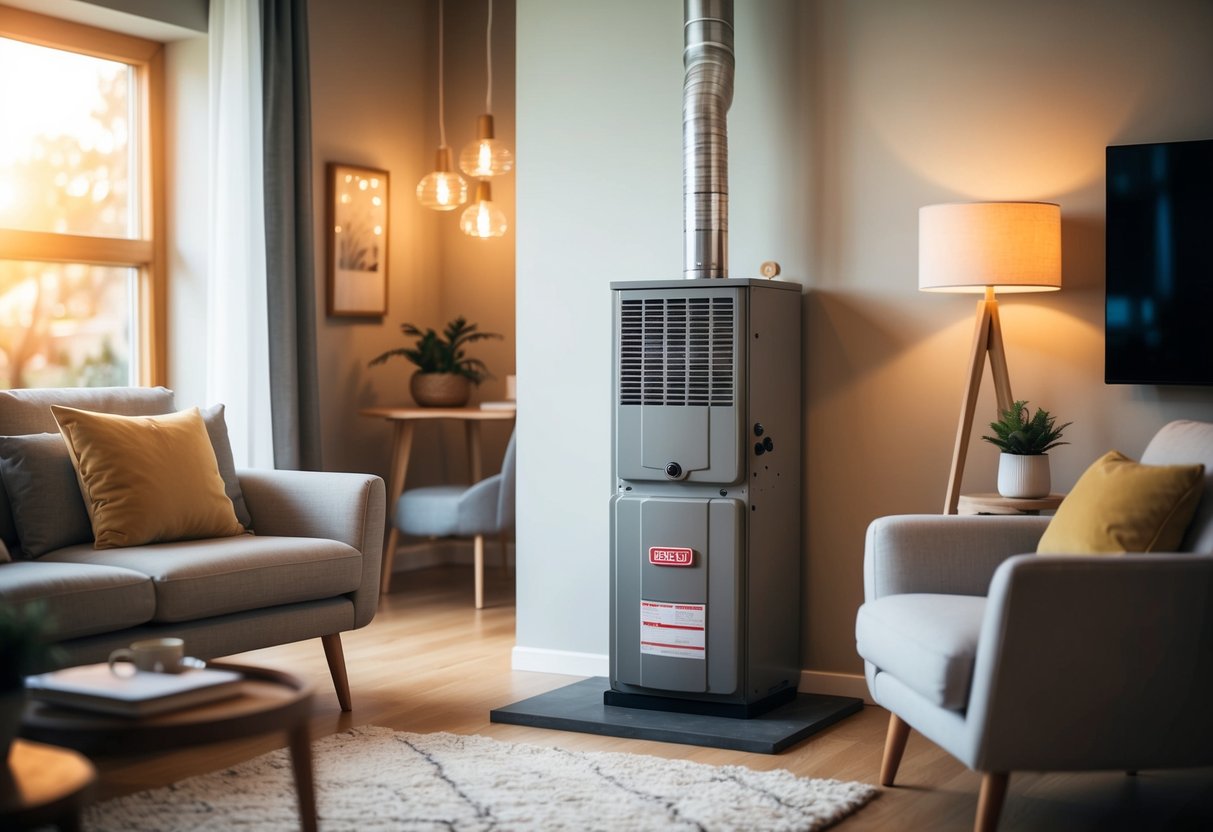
[640,600,706,660]
[648,547,694,567]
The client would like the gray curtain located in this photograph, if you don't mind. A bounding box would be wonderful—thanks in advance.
[261,0,322,471]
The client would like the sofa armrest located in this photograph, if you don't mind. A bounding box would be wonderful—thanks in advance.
[864,514,1050,600]
[966,553,1213,771]
[239,469,385,628]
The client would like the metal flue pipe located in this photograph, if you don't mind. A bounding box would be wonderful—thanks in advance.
[682,0,734,279]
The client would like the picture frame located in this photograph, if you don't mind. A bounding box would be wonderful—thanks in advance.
[326,162,389,317]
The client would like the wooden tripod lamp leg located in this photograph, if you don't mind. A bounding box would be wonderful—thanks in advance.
[943,290,1015,515]
[944,297,994,515]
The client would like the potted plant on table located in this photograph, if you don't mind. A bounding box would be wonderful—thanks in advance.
[369,317,502,407]
[982,400,1071,499]
[0,601,58,761]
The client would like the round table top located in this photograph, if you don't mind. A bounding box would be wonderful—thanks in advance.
[0,738,95,826]
[21,662,314,756]
[359,405,516,421]
[958,492,1066,514]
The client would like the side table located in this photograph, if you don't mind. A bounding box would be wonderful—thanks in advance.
[0,739,95,831]
[958,492,1065,516]
[21,662,316,832]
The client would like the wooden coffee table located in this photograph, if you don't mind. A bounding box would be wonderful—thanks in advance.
[0,739,95,831]
[21,662,317,832]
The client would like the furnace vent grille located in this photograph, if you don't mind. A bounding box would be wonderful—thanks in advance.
[618,296,734,406]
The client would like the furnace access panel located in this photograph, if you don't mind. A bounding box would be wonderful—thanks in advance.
[609,278,802,708]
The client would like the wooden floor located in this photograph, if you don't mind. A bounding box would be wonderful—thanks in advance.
[93,566,1213,830]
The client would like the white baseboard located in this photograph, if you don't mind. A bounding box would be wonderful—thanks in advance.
[510,646,871,704]
[511,646,609,678]
[390,539,515,572]
[799,670,872,703]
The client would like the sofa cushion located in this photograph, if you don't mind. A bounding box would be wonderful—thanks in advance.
[52,405,246,549]
[0,433,93,557]
[1036,450,1205,555]
[856,593,986,711]
[42,536,363,622]
[0,560,155,640]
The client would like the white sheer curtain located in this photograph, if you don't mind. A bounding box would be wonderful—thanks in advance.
[207,0,275,468]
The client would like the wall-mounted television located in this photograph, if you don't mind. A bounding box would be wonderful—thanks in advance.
[1105,138,1213,386]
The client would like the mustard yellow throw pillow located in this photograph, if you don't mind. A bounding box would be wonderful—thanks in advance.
[1037,450,1205,554]
[52,405,246,549]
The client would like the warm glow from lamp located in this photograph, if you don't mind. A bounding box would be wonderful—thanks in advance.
[415,0,468,212]
[919,202,1062,294]
[919,200,1063,516]
[416,146,468,211]
[460,180,507,238]
[459,114,513,178]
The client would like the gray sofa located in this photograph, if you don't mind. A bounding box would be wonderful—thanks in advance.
[0,387,385,711]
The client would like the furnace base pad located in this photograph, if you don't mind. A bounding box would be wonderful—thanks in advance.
[489,676,863,754]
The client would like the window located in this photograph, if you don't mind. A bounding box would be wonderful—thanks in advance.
[0,6,165,388]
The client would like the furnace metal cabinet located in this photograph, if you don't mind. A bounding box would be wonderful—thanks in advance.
[609,278,802,713]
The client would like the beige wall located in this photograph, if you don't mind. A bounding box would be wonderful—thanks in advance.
[516,0,1213,679]
[309,0,516,491]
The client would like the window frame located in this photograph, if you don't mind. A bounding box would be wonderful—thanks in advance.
[0,5,166,386]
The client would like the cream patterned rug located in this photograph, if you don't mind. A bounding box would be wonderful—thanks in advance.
[85,726,878,831]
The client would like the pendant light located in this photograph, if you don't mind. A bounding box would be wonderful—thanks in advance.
[460,180,508,238]
[458,0,513,178]
[416,0,468,211]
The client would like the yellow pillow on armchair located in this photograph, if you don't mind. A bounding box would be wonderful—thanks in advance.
[1036,450,1205,554]
[52,405,246,549]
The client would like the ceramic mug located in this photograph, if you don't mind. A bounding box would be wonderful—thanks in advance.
[108,637,187,675]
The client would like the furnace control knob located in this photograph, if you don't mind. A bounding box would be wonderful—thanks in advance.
[665,462,683,479]
[753,422,765,437]
[763,436,774,452]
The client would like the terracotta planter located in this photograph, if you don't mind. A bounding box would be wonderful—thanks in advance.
[410,372,471,407]
[997,453,1051,499]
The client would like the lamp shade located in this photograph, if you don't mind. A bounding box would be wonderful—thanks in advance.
[919,202,1061,294]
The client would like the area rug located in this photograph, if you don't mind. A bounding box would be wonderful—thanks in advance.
[84,726,878,831]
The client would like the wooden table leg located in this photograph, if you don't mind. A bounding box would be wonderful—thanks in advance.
[381,421,415,596]
[465,421,483,483]
[288,723,318,832]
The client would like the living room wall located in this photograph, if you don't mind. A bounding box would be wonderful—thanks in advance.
[310,0,516,491]
[514,0,1213,684]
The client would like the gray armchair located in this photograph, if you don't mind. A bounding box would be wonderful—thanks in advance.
[856,420,1213,832]
[393,430,516,608]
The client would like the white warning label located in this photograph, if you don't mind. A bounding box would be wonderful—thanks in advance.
[640,600,706,660]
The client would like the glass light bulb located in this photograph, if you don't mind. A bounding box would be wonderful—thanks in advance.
[416,170,468,211]
[460,193,508,238]
[459,115,514,178]
[459,138,513,178]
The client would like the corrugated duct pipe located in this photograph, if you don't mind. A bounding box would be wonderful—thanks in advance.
[682,0,734,279]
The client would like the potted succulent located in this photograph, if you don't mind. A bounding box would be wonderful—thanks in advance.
[0,601,58,761]
[982,400,1071,499]
[369,316,502,407]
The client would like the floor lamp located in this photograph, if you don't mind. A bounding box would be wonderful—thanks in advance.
[919,202,1062,515]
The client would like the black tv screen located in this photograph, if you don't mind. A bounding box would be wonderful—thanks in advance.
[1105,138,1213,385]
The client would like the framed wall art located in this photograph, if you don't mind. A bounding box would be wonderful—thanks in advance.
[326,162,389,317]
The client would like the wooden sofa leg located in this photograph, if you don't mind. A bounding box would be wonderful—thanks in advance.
[474,534,485,609]
[322,633,352,712]
[975,772,1009,832]
[880,713,912,786]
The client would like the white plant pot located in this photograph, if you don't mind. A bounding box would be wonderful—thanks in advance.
[997,453,1051,499]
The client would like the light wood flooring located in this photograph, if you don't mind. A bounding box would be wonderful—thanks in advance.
[93,566,1213,830]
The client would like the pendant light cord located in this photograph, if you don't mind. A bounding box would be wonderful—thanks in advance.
[438,0,448,148]
[485,0,493,114]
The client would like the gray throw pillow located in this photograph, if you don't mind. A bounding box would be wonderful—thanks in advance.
[0,404,253,558]
[0,433,93,557]
[199,403,254,531]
